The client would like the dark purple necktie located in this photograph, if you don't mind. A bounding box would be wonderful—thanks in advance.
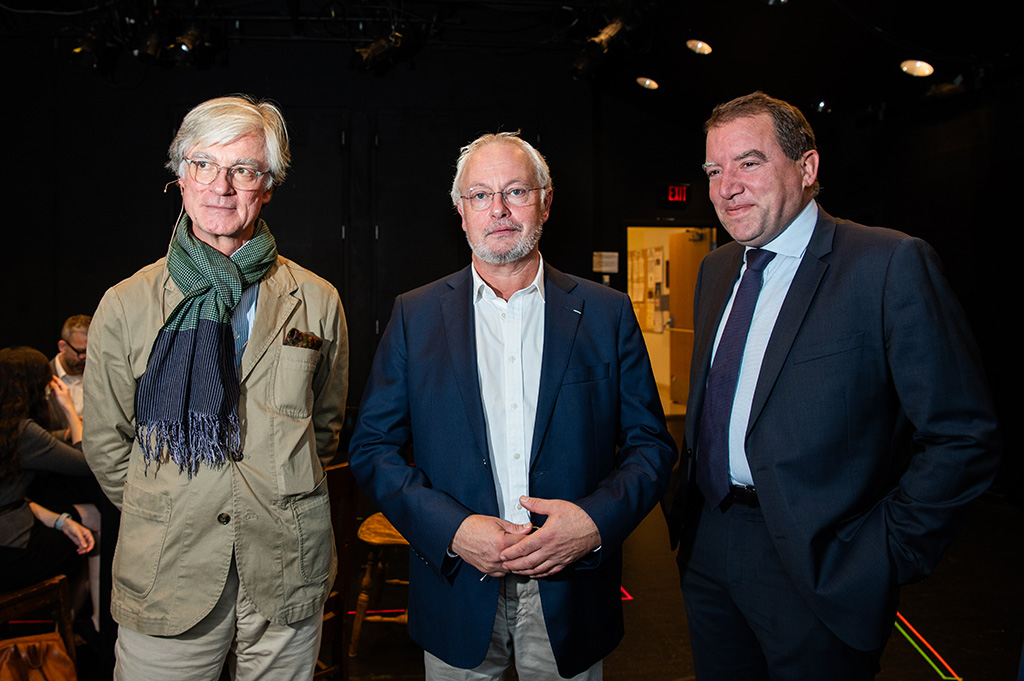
[696,248,776,509]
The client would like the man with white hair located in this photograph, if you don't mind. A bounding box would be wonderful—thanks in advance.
[349,132,676,680]
[84,95,349,680]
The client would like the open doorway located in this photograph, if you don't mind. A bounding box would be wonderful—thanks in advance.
[626,226,716,414]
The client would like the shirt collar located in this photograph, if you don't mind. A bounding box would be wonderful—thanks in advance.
[472,255,546,302]
[53,355,68,379]
[757,199,817,259]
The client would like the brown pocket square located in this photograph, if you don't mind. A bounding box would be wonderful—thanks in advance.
[284,328,323,351]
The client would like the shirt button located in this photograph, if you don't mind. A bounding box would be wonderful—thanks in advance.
[513,453,521,460]
[508,355,516,363]
[217,513,231,525]
[511,403,519,410]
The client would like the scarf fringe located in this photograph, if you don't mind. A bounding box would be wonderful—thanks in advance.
[136,412,242,478]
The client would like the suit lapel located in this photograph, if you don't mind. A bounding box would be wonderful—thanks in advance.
[440,267,490,463]
[239,258,298,384]
[162,261,185,317]
[686,245,744,448]
[530,265,583,464]
[747,212,836,434]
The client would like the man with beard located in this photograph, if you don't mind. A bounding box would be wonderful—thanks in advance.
[48,315,90,435]
[349,132,677,680]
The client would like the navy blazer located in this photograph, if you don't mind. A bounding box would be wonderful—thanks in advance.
[672,208,1001,651]
[349,263,677,676]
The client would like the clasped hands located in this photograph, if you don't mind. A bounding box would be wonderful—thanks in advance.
[450,496,601,580]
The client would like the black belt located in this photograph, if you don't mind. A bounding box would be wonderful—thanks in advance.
[723,484,759,509]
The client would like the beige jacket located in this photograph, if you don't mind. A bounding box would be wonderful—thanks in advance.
[84,255,348,636]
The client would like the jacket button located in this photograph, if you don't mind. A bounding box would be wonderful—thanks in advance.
[218,513,231,525]
[231,452,244,462]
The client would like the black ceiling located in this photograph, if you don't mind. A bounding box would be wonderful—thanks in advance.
[4,0,1018,119]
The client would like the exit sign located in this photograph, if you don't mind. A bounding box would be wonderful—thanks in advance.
[657,183,689,210]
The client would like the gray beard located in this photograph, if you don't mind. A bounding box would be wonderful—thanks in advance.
[467,223,543,265]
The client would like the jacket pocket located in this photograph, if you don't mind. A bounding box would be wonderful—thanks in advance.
[291,479,332,583]
[271,345,320,419]
[562,362,610,384]
[791,333,864,364]
[113,483,171,597]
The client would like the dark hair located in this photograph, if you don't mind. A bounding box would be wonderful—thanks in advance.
[0,346,53,476]
[705,92,819,195]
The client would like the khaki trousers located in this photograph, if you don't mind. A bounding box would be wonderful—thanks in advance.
[424,575,602,681]
[114,557,323,681]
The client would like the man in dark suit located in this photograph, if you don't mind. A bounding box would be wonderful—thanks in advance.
[349,132,676,680]
[668,92,1001,680]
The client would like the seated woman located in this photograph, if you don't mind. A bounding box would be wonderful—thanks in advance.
[0,346,99,630]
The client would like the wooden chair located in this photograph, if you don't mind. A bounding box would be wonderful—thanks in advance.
[348,512,409,657]
[315,461,358,680]
[0,574,78,669]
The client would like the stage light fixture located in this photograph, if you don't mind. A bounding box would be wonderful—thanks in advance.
[900,59,934,77]
[686,39,712,55]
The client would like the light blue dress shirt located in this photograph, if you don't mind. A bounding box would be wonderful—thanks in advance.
[230,266,260,373]
[708,200,818,486]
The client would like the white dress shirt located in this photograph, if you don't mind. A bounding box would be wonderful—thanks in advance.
[709,200,818,486]
[472,258,546,524]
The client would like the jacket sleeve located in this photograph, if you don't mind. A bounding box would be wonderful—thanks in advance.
[310,288,349,467]
[573,293,679,555]
[347,295,475,580]
[83,286,138,510]
[880,237,1001,584]
[18,421,90,474]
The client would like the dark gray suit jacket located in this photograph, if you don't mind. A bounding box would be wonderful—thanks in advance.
[671,208,1000,651]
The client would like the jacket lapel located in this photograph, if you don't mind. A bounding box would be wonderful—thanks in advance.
[239,258,298,384]
[747,211,836,434]
[686,246,744,448]
[440,267,490,463]
[530,264,583,464]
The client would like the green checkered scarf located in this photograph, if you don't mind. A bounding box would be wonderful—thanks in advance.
[134,213,277,476]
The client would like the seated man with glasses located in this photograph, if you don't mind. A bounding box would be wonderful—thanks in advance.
[84,95,349,680]
[349,131,677,680]
[48,314,90,438]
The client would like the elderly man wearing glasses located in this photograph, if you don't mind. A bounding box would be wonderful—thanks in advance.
[84,95,349,680]
[349,131,677,680]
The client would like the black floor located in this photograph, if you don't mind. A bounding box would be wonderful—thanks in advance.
[13,491,1017,680]
[347,491,1024,681]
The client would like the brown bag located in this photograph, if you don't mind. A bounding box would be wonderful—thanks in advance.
[0,631,77,680]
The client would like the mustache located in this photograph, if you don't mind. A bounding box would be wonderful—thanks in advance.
[485,219,522,236]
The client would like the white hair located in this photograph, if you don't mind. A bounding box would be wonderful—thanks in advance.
[166,94,291,190]
[450,131,552,207]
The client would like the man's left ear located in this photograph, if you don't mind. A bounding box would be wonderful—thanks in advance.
[800,150,820,188]
[262,185,275,205]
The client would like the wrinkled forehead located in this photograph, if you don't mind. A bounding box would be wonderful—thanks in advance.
[188,132,269,164]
